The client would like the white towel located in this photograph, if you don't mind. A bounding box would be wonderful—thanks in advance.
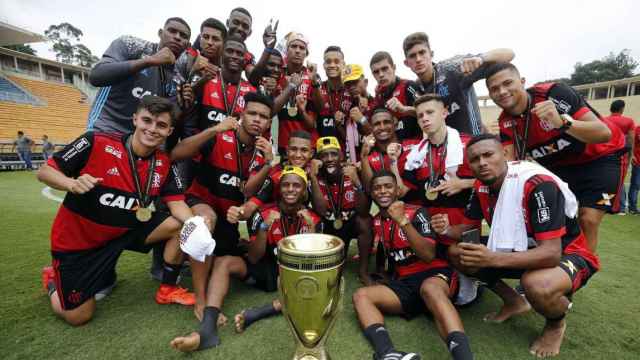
[404,126,464,172]
[487,161,578,252]
[179,216,216,262]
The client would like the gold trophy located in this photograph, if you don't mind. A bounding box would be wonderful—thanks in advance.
[278,234,345,360]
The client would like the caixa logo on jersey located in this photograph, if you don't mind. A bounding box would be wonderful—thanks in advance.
[131,87,157,99]
[99,193,138,210]
[219,173,241,187]
[208,110,227,124]
[529,138,572,159]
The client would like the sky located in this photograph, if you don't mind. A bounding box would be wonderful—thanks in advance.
[1,0,638,96]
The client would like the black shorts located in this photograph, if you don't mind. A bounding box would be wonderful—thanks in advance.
[552,152,624,212]
[243,256,278,292]
[51,211,170,310]
[386,267,458,317]
[185,194,243,256]
[475,253,597,295]
[323,217,358,251]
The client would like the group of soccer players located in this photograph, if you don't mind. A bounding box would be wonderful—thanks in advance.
[38,8,626,360]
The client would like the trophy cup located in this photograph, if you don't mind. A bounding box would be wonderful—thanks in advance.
[278,234,345,360]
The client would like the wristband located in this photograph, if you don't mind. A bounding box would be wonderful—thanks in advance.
[559,114,574,132]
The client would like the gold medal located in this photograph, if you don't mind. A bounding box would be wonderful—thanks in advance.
[425,182,439,201]
[288,105,298,117]
[333,218,343,230]
[136,207,152,222]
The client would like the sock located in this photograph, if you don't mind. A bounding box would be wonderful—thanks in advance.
[161,262,182,285]
[47,281,56,297]
[197,306,221,349]
[241,303,280,329]
[364,323,394,357]
[446,331,473,360]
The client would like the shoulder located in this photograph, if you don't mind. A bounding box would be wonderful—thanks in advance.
[113,35,157,57]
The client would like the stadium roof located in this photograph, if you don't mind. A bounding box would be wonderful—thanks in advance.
[0,21,47,46]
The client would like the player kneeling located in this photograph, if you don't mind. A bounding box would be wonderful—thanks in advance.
[431,134,600,358]
[170,166,322,351]
[38,96,201,326]
[353,171,473,360]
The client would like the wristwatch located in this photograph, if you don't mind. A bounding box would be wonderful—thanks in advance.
[559,114,574,132]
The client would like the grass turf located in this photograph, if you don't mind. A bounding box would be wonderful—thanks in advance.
[1,171,639,359]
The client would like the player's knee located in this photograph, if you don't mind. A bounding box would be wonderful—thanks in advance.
[352,287,371,308]
[61,305,94,326]
[213,255,235,273]
[578,211,600,230]
[521,273,555,303]
[419,280,445,304]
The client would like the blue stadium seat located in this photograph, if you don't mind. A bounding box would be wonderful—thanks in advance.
[0,77,38,104]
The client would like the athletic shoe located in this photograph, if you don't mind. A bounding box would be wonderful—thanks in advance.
[374,350,421,360]
[630,210,639,215]
[95,271,117,301]
[616,212,627,216]
[155,284,196,306]
[41,266,55,293]
[455,273,481,306]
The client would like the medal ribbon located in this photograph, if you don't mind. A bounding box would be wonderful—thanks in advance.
[427,135,448,188]
[220,71,242,116]
[125,135,156,209]
[513,93,532,161]
[325,174,345,221]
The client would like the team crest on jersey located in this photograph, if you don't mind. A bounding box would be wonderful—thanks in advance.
[237,96,245,109]
[155,159,163,167]
[211,91,220,99]
[224,152,233,160]
[152,172,161,189]
[345,190,354,202]
[104,145,122,159]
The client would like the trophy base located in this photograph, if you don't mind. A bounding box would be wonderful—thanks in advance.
[292,343,331,360]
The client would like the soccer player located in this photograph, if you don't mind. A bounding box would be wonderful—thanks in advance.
[630,125,640,214]
[309,136,372,284]
[88,17,191,134]
[272,32,318,158]
[485,63,626,251]
[604,99,636,214]
[170,166,321,351]
[402,32,515,135]
[180,35,258,136]
[226,7,257,77]
[431,134,600,358]
[39,96,199,326]
[170,92,274,317]
[227,130,314,222]
[368,51,420,140]
[360,108,414,194]
[353,171,472,360]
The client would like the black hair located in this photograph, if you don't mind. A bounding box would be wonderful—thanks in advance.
[224,34,247,51]
[244,92,274,114]
[485,62,520,82]
[371,107,393,121]
[370,169,397,188]
[17,130,24,135]
[370,51,394,67]
[165,17,191,33]
[289,130,312,141]
[466,133,502,150]
[136,95,177,125]
[230,7,252,20]
[200,18,227,38]
[324,45,344,57]
[610,99,625,113]
[413,93,445,109]
[402,32,431,56]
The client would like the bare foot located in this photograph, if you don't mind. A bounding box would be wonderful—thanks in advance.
[218,312,228,327]
[529,319,567,358]
[484,296,531,323]
[234,311,247,333]
[170,332,201,352]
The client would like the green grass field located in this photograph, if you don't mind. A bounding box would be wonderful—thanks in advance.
[1,171,639,360]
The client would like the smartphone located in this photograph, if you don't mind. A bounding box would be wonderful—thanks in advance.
[461,228,481,244]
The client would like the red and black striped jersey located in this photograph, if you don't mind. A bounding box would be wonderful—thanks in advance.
[499,82,624,168]
[274,67,317,149]
[463,174,600,270]
[187,130,265,215]
[48,132,184,252]
[248,204,322,262]
[316,82,353,138]
[367,140,418,173]
[370,78,420,141]
[373,204,445,278]
[315,174,358,222]
[198,77,256,130]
